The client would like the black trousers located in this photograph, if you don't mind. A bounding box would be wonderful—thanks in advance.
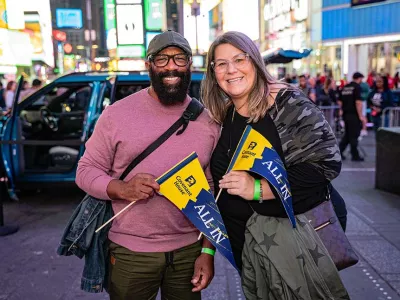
[339,115,362,159]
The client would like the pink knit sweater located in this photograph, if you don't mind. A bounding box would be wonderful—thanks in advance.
[76,88,220,252]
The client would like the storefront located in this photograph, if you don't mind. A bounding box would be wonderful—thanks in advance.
[321,0,400,80]
[262,0,310,78]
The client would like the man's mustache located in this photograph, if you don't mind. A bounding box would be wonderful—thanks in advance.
[158,71,185,80]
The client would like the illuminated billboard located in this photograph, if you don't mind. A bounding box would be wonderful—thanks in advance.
[104,0,117,49]
[117,0,142,3]
[20,0,55,67]
[144,0,162,30]
[56,8,83,29]
[116,4,144,45]
[223,0,259,41]
[5,0,25,29]
[117,45,145,57]
[0,0,7,28]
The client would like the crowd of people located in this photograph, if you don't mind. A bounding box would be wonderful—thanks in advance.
[0,78,43,111]
[284,70,398,161]
[284,71,398,110]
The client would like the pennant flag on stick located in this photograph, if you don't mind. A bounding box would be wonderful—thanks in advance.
[228,125,296,228]
[156,152,238,270]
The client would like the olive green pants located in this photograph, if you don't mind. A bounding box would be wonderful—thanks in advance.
[108,241,202,300]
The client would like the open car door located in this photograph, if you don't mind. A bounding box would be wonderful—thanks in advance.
[83,75,118,141]
[0,76,26,200]
[1,77,101,196]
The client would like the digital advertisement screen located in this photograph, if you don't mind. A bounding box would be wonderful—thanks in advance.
[146,32,159,49]
[56,8,83,28]
[116,4,144,45]
[144,0,162,30]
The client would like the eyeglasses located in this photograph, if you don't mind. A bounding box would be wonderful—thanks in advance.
[149,53,191,67]
[211,53,250,74]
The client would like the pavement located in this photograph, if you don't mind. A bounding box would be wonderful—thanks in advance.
[0,132,399,300]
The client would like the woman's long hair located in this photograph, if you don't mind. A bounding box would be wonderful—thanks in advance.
[6,81,15,91]
[201,31,278,124]
[324,77,332,92]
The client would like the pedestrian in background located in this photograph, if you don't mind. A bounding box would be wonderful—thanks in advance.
[0,82,5,110]
[298,74,316,102]
[393,72,399,89]
[367,75,395,129]
[316,77,336,106]
[19,78,43,101]
[338,72,366,161]
[202,31,349,300]
[4,81,16,110]
[76,31,218,299]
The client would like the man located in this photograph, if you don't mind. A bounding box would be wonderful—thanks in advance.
[19,79,43,101]
[76,31,219,299]
[299,75,316,102]
[338,72,366,161]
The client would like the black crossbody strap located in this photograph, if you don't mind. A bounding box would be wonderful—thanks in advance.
[119,98,204,181]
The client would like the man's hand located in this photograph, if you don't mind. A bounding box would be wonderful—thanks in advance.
[191,253,214,292]
[361,116,367,130]
[107,173,160,202]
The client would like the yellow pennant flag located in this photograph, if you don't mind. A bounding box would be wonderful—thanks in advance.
[156,152,238,269]
[227,126,296,228]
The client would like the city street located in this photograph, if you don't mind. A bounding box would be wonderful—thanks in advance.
[0,133,399,300]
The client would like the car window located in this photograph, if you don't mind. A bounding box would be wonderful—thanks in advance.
[101,80,202,111]
[47,85,92,113]
[23,84,92,113]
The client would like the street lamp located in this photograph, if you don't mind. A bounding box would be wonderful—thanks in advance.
[189,0,201,55]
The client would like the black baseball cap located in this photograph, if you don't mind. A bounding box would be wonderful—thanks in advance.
[353,72,364,80]
[146,30,192,58]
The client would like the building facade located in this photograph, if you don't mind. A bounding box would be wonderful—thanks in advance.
[321,0,400,80]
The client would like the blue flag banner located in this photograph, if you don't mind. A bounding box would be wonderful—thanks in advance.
[156,152,238,270]
[227,126,296,228]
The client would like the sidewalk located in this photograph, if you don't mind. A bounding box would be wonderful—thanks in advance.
[0,132,399,300]
[335,132,400,300]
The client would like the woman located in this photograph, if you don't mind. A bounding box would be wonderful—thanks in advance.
[4,81,16,110]
[202,31,349,299]
[367,75,394,129]
[316,77,336,106]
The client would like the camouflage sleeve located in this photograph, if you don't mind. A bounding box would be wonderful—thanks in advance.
[270,90,342,181]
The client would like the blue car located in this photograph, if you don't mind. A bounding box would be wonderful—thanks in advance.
[0,71,204,199]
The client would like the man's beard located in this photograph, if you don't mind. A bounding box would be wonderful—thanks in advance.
[149,67,191,106]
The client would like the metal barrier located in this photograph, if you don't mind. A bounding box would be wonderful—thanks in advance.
[381,107,400,128]
[318,105,342,136]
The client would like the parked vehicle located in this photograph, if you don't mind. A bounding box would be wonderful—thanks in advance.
[0,71,204,198]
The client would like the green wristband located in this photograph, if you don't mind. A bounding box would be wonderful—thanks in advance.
[201,248,215,256]
[253,179,261,201]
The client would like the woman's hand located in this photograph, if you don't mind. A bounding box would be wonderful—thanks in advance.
[219,170,255,201]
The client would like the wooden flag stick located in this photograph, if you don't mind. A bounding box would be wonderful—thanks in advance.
[197,188,223,240]
[95,200,137,233]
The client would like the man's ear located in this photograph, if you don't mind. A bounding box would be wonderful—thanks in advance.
[145,61,151,72]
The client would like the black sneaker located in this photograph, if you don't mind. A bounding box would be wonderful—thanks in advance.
[351,157,364,162]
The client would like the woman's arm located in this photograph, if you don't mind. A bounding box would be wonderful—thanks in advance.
[273,91,342,184]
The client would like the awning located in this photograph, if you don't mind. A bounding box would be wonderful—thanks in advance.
[261,48,312,64]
